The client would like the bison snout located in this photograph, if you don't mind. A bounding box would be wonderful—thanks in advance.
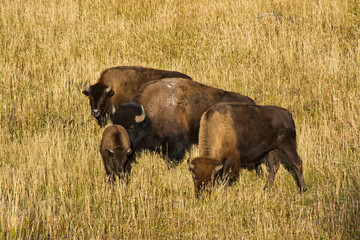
[92,109,101,117]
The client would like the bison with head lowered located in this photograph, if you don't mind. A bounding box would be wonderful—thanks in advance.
[100,124,133,181]
[188,102,307,197]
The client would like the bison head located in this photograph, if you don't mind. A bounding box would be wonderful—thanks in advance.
[111,103,149,149]
[188,157,223,198]
[82,80,114,127]
[103,147,132,182]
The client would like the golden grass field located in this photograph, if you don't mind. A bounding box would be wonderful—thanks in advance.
[1,0,359,239]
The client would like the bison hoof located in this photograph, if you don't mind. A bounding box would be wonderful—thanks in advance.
[299,186,307,194]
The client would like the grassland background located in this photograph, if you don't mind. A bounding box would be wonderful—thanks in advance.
[1,0,359,239]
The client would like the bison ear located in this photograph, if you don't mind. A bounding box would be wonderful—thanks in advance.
[126,149,132,156]
[82,90,89,96]
[105,149,114,157]
[187,158,195,171]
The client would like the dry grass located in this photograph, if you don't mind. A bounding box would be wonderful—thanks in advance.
[1,0,359,239]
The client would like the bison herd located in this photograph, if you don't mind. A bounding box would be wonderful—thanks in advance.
[82,66,307,198]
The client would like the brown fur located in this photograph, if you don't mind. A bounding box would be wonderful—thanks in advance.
[188,103,306,197]
[99,124,132,181]
[111,78,256,163]
[83,66,192,126]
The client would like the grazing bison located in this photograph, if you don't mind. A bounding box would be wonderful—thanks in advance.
[82,66,192,126]
[100,124,133,181]
[187,102,306,197]
[111,77,256,164]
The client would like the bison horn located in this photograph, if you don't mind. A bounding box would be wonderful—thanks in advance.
[105,79,112,93]
[135,105,146,123]
[187,158,195,170]
[214,162,223,173]
[127,149,132,156]
[111,102,117,115]
[82,80,90,95]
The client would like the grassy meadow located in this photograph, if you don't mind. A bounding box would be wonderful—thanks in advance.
[1,0,360,238]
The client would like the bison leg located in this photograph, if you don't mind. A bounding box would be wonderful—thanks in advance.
[255,163,263,177]
[280,143,307,193]
[257,150,281,178]
[222,156,241,186]
[162,135,190,166]
[263,150,280,190]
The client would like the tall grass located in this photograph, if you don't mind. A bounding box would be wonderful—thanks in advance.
[1,0,359,238]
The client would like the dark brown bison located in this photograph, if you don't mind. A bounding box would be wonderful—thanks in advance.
[187,102,307,197]
[100,124,133,181]
[82,66,192,126]
[111,77,256,164]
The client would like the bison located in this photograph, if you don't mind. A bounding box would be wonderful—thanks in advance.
[100,124,133,181]
[187,102,307,197]
[111,77,256,164]
[82,66,192,127]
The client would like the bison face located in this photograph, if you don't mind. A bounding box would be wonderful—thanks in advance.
[83,81,114,127]
[104,147,132,181]
[188,157,223,198]
[111,103,149,148]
